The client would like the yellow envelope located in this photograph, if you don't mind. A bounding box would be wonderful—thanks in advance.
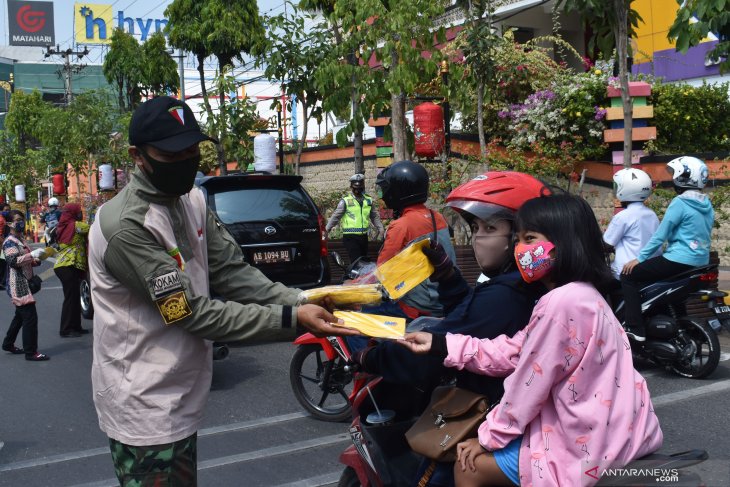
[334,311,406,339]
[298,284,383,307]
[375,238,434,300]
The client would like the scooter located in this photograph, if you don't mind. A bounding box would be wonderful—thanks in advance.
[289,253,377,421]
[611,263,724,379]
[338,373,710,487]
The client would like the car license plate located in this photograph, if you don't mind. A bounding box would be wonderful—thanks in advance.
[253,249,291,264]
[714,305,730,315]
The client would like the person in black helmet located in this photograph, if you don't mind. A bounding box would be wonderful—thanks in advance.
[325,173,385,262]
[371,160,456,320]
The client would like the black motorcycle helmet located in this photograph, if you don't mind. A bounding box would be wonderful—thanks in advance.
[375,160,429,211]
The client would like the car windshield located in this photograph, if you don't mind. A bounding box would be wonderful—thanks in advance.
[211,187,314,224]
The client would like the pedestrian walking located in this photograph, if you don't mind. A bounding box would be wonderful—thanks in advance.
[325,173,385,262]
[88,96,357,485]
[1,210,50,361]
[53,203,90,337]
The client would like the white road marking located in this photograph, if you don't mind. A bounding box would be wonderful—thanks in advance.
[652,380,730,407]
[0,411,309,473]
[273,472,341,487]
[68,434,349,487]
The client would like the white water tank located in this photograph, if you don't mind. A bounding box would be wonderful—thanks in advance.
[14,184,25,202]
[253,133,277,173]
[99,164,114,190]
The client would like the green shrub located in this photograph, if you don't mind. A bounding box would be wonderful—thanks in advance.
[648,82,730,155]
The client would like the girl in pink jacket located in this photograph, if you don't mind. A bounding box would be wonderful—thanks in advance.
[402,194,662,486]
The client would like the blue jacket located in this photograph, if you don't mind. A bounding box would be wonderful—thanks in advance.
[361,269,544,401]
[638,191,714,266]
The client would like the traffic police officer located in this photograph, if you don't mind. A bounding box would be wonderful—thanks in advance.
[326,173,385,262]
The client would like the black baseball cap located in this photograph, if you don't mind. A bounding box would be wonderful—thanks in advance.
[129,96,214,152]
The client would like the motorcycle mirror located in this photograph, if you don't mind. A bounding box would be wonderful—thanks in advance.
[331,251,346,269]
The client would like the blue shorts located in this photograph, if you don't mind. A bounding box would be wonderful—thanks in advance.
[493,436,521,486]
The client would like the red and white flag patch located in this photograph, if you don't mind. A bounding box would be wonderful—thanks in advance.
[168,107,185,125]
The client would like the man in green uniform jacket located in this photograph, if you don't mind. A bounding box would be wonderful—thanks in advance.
[88,96,357,486]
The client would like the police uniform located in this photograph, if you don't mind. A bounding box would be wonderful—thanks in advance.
[326,192,384,262]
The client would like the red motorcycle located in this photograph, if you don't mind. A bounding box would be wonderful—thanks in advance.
[289,253,377,422]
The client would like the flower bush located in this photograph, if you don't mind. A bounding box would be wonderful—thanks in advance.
[646,82,730,155]
[456,31,565,139]
[499,70,609,160]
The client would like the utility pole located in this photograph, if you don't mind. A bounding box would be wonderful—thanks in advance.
[176,50,185,100]
[44,45,89,105]
[167,48,186,100]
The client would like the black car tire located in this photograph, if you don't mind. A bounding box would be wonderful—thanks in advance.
[80,278,94,320]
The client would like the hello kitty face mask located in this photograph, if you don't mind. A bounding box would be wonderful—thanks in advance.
[514,241,555,283]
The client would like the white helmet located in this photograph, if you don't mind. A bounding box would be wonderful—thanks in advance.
[613,168,652,202]
[349,173,365,183]
[48,197,59,207]
[666,156,708,190]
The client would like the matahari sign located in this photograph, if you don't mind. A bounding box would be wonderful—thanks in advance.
[8,0,55,46]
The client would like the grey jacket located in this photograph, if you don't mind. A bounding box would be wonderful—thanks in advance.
[89,167,300,446]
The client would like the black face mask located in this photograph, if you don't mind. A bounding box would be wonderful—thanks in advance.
[139,147,201,196]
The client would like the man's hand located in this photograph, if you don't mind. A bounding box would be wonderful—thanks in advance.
[456,438,485,473]
[422,241,454,282]
[398,331,433,354]
[296,303,361,338]
[622,258,640,275]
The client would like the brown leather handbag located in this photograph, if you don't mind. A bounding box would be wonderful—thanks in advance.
[405,386,490,462]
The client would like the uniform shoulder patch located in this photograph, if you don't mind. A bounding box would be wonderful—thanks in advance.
[149,269,183,298]
[156,291,192,325]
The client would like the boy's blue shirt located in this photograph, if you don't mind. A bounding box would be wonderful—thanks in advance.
[639,191,714,266]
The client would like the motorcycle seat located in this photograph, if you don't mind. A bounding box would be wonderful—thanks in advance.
[639,264,717,293]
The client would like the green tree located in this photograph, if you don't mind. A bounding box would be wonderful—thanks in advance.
[166,0,266,175]
[313,0,447,164]
[139,32,180,98]
[204,70,268,171]
[261,6,327,173]
[669,0,730,73]
[4,90,50,152]
[304,0,369,174]
[102,29,142,111]
[165,0,215,121]
[557,0,644,168]
[340,0,447,161]
[457,0,503,159]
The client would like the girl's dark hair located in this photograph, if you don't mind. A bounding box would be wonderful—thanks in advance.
[8,209,23,220]
[515,193,613,291]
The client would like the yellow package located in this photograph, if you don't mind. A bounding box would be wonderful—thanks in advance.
[298,284,383,307]
[334,311,406,339]
[375,238,434,300]
[42,247,57,259]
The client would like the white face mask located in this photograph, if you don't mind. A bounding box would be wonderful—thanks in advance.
[471,219,512,274]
